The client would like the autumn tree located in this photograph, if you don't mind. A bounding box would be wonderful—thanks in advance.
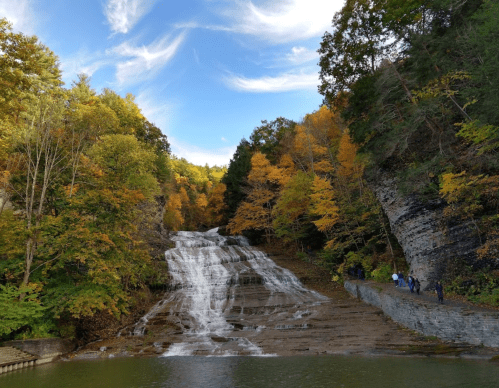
[273,171,313,246]
[228,153,287,243]
[206,183,227,226]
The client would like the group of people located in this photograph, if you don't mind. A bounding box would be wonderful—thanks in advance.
[392,271,421,295]
[391,271,444,303]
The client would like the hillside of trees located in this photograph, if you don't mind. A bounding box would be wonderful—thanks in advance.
[0,18,226,340]
[221,0,499,305]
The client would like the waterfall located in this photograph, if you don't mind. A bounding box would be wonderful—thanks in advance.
[132,228,327,356]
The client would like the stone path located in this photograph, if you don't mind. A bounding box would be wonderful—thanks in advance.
[379,281,496,312]
[0,346,37,375]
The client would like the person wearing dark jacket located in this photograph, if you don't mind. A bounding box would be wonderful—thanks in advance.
[408,275,415,293]
[414,278,421,295]
[398,272,406,287]
[435,281,444,303]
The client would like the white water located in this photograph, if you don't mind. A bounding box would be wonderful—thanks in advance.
[132,228,326,356]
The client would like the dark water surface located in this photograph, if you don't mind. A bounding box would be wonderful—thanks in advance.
[2,356,499,388]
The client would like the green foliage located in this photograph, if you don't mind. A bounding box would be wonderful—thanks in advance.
[221,139,252,219]
[273,171,313,244]
[446,270,499,307]
[250,117,296,163]
[0,284,45,337]
[318,0,391,106]
[87,134,159,199]
[371,263,393,283]
[456,120,499,154]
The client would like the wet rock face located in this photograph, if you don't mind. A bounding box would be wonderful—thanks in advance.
[115,228,428,357]
[124,228,329,356]
[372,175,481,290]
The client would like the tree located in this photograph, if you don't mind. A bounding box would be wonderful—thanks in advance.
[309,175,340,240]
[249,117,295,162]
[318,0,391,106]
[273,171,313,246]
[228,153,286,242]
[0,284,44,336]
[87,134,159,199]
[206,183,227,226]
[221,139,252,219]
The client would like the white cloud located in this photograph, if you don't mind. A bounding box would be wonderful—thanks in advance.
[0,0,36,34]
[225,71,318,93]
[104,0,158,34]
[109,32,186,85]
[286,46,318,64]
[221,137,227,142]
[170,138,235,167]
[59,49,109,86]
[220,0,344,44]
[135,90,176,133]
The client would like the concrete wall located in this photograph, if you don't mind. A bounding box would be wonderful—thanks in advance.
[345,280,499,348]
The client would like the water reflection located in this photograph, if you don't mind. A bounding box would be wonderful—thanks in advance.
[2,356,499,388]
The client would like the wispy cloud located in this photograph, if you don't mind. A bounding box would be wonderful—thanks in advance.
[135,90,176,133]
[225,71,318,93]
[59,49,110,86]
[104,0,159,34]
[0,0,36,34]
[286,46,318,64]
[109,32,187,85]
[219,0,344,44]
[170,138,235,167]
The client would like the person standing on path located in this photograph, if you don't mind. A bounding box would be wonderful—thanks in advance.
[415,278,421,295]
[392,272,399,286]
[408,274,415,293]
[398,272,406,287]
[435,281,444,303]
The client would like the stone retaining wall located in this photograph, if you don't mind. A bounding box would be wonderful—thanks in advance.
[5,338,75,365]
[345,280,499,348]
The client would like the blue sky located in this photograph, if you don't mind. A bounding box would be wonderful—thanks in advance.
[1,0,345,166]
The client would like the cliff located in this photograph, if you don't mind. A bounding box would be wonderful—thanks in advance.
[371,174,482,290]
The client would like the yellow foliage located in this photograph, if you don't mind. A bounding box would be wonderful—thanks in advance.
[337,132,359,178]
[179,187,190,205]
[206,183,227,225]
[309,176,340,233]
[164,193,184,231]
[228,153,287,241]
[196,193,208,209]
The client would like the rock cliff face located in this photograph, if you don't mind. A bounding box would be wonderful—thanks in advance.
[371,175,480,290]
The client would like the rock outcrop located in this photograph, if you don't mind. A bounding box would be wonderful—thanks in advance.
[371,174,481,289]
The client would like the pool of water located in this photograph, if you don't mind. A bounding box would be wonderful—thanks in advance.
[2,355,499,388]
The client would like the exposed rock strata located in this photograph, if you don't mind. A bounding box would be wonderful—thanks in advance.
[371,174,481,289]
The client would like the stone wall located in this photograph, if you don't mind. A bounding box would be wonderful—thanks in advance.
[345,280,499,348]
[371,174,481,290]
[5,338,75,364]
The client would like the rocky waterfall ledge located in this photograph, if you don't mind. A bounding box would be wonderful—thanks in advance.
[345,280,499,348]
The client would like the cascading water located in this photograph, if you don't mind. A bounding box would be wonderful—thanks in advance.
[130,227,327,356]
